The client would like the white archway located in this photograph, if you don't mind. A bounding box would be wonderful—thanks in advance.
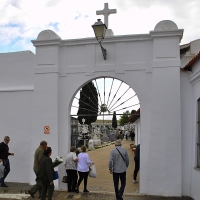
[31,20,183,196]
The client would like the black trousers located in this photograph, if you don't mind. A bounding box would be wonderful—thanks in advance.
[113,172,126,199]
[41,180,54,200]
[77,171,89,190]
[66,169,78,191]
[133,161,140,180]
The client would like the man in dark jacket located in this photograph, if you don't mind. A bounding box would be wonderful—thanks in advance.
[37,147,54,200]
[133,144,140,183]
[0,136,14,187]
[28,141,47,198]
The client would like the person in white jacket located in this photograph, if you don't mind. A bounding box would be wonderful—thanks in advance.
[64,146,78,193]
[76,145,94,193]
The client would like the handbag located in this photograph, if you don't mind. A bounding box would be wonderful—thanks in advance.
[53,171,59,180]
[62,175,68,183]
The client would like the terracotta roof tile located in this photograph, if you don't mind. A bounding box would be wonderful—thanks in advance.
[129,108,140,123]
[182,51,200,71]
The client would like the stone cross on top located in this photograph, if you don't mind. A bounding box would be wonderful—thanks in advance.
[96,3,117,28]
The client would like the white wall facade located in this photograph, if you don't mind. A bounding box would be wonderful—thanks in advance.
[0,51,35,183]
[134,118,141,145]
[0,20,191,197]
[180,56,200,200]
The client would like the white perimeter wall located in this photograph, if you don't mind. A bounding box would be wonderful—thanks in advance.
[0,51,35,183]
[181,59,200,200]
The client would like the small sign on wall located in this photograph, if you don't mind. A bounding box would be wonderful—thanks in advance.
[44,126,50,134]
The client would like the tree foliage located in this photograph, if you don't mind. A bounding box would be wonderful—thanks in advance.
[112,111,118,128]
[131,110,136,115]
[119,110,131,126]
[77,81,98,125]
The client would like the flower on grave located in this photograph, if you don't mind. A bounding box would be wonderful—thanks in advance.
[53,156,63,168]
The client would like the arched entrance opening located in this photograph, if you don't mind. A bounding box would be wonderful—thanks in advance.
[69,77,141,194]
[70,77,140,148]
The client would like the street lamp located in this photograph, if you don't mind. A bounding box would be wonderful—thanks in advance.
[92,19,107,60]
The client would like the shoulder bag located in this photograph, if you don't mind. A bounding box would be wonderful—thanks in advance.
[116,148,127,167]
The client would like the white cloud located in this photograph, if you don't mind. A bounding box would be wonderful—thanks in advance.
[0,0,200,52]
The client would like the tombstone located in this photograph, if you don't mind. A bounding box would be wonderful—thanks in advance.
[81,118,89,146]
[88,139,95,150]
[108,129,116,142]
[93,133,101,146]
[101,132,109,143]
[109,133,116,142]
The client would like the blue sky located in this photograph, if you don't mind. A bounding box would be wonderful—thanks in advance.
[0,0,200,53]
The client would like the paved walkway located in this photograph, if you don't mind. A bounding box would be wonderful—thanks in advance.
[0,140,194,200]
[79,139,139,194]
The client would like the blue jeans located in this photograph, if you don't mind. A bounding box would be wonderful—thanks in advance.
[113,171,126,199]
[0,159,10,185]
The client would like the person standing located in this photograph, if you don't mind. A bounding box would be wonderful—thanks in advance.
[76,145,93,193]
[108,139,129,200]
[130,130,135,141]
[124,130,129,140]
[37,147,54,200]
[0,136,14,187]
[28,141,47,198]
[133,144,140,183]
[64,146,78,193]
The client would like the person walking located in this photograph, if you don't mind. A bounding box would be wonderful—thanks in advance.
[108,139,129,200]
[28,141,47,198]
[37,147,54,200]
[76,145,94,193]
[130,130,135,141]
[124,130,129,140]
[64,146,78,193]
[133,144,140,183]
[0,136,14,187]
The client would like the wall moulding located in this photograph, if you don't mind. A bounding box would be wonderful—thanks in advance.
[0,86,34,92]
[189,68,200,85]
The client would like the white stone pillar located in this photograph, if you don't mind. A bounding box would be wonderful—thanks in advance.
[32,30,61,188]
[142,21,183,196]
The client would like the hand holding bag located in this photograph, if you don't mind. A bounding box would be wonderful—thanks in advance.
[62,174,68,183]
[89,164,97,178]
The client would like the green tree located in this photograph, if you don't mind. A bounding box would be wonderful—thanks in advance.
[77,81,98,125]
[112,111,118,128]
[131,110,136,115]
[119,110,131,126]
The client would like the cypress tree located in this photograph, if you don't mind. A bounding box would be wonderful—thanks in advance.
[77,81,98,125]
[112,111,118,128]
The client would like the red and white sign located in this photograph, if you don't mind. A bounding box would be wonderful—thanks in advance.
[44,126,50,134]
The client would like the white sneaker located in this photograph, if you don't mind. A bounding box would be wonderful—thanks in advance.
[133,180,139,184]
